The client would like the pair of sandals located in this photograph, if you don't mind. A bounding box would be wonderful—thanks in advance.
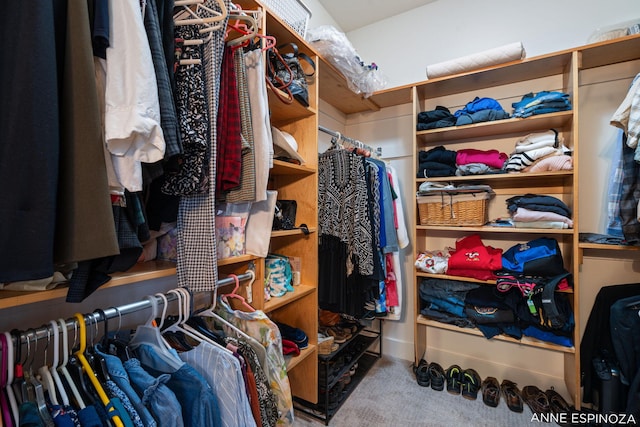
[522,385,573,414]
[445,364,481,400]
[414,359,446,391]
[494,380,572,414]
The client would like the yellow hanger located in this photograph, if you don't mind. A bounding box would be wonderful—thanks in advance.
[73,313,124,427]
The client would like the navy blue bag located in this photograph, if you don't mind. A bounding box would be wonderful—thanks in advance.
[501,237,566,277]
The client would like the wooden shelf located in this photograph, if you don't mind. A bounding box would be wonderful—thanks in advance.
[416,271,496,284]
[286,344,316,371]
[416,170,573,183]
[578,242,640,251]
[271,159,316,176]
[414,51,573,100]
[263,284,315,313]
[217,254,260,266]
[267,87,317,126]
[415,271,574,293]
[0,260,177,310]
[416,111,573,144]
[318,58,383,114]
[416,224,574,234]
[417,315,575,353]
[578,33,640,70]
[271,227,317,238]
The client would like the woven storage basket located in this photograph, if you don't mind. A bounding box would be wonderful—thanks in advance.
[417,191,491,226]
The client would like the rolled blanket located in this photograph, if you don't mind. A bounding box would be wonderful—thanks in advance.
[426,42,526,79]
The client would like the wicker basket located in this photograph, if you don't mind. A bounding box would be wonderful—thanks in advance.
[262,0,312,38]
[417,191,491,226]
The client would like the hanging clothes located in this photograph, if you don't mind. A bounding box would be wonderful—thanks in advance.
[161,26,211,196]
[214,298,294,426]
[215,45,243,195]
[610,73,640,243]
[318,146,393,318]
[176,0,230,292]
[178,340,256,427]
[318,148,375,276]
[243,48,273,202]
[224,47,257,203]
[105,0,166,193]
[0,0,119,285]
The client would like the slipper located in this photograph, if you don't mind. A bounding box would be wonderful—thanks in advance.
[500,379,523,413]
[481,376,500,407]
[545,387,571,413]
[428,362,445,391]
[445,364,463,394]
[522,385,550,414]
[414,359,430,387]
[461,368,481,400]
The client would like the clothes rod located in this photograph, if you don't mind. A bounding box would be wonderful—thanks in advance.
[18,271,254,344]
[318,125,382,158]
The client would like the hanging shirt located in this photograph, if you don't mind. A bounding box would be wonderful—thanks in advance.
[215,299,294,426]
[105,0,166,192]
[179,341,256,427]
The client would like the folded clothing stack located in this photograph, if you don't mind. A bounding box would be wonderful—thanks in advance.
[453,97,510,126]
[416,106,457,130]
[503,129,572,173]
[506,194,573,229]
[417,145,457,178]
[512,91,571,118]
[446,234,503,281]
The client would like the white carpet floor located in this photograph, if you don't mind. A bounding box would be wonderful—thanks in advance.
[292,355,545,427]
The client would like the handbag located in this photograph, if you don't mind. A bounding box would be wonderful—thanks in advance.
[272,200,297,230]
[267,43,316,107]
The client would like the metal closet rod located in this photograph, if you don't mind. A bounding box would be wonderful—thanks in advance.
[318,125,382,157]
[17,271,255,344]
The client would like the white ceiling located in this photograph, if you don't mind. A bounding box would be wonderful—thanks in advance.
[316,0,438,32]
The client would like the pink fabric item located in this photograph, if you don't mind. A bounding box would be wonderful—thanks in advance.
[456,149,508,169]
[523,155,573,173]
[512,207,573,227]
[385,253,399,307]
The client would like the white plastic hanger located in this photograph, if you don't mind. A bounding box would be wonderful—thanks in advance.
[57,319,86,410]
[174,0,227,29]
[128,296,184,371]
[3,331,19,423]
[37,328,59,406]
[48,321,70,406]
[22,330,54,426]
[162,289,233,355]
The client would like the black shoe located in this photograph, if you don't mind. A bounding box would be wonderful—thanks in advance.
[428,362,445,391]
[461,368,481,400]
[445,364,463,394]
[414,359,430,387]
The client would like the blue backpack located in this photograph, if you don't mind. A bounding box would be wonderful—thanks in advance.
[501,237,566,277]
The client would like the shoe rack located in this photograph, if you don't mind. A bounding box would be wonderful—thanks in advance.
[294,318,383,425]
